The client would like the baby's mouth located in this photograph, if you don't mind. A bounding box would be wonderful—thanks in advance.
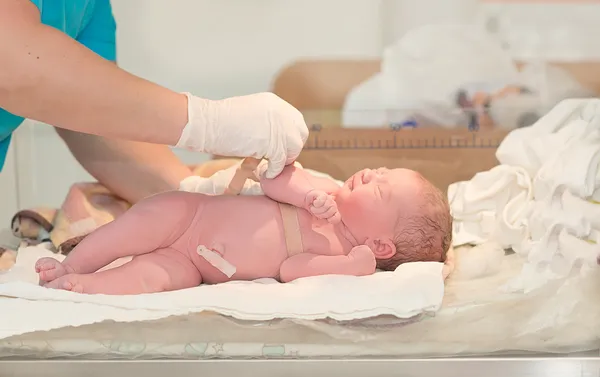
[353,174,362,190]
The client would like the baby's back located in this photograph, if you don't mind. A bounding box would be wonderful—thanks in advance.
[188,195,289,283]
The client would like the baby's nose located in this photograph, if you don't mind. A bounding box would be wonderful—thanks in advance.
[362,170,375,184]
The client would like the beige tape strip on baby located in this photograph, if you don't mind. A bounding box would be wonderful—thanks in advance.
[278,202,304,257]
[224,157,304,257]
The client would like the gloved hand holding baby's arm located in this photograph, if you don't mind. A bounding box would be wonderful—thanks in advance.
[176,93,309,179]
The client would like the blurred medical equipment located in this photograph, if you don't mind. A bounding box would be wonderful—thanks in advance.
[342,25,596,130]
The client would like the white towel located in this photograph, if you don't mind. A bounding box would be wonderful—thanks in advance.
[448,165,534,248]
[0,246,445,340]
[449,98,600,292]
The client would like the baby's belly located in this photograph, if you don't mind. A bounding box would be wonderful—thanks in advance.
[189,196,288,283]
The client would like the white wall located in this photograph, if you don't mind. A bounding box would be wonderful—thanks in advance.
[381,0,480,46]
[112,0,384,99]
[4,0,600,220]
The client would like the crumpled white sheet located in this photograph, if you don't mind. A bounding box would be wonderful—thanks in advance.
[449,98,600,292]
[0,246,445,340]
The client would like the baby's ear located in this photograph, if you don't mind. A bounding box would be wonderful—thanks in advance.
[365,238,395,260]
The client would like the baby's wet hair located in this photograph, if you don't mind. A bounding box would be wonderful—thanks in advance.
[376,174,452,271]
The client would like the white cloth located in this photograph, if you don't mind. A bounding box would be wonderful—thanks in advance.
[176,92,309,178]
[0,246,445,340]
[449,98,600,292]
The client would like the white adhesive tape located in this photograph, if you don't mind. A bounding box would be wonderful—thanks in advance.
[197,245,236,278]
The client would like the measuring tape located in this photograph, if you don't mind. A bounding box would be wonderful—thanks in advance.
[304,125,508,151]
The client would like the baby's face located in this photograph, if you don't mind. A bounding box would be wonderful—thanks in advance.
[336,168,422,243]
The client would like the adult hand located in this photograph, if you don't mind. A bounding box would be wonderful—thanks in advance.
[177,92,309,179]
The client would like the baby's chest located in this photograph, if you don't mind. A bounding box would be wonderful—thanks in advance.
[300,220,348,256]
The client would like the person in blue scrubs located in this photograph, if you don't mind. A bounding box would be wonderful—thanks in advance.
[0,0,308,203]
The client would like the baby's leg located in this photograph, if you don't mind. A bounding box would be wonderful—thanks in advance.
[45,248,202,295]
[37,191,198,282]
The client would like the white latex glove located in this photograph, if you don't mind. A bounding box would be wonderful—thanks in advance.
[176,92,309,178]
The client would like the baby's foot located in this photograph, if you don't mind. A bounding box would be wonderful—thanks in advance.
[43,274,85,293]
[35,257,70,283]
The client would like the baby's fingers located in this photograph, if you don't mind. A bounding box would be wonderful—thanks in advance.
[310,205,338,221]
[311,194,328,208]
[310,196,334,213]
[327,211,342,224]
[309,204,331,215]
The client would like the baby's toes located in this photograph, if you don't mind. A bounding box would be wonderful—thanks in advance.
[35,257,58,272]
[44,274,84,293]
[35,258,67,281]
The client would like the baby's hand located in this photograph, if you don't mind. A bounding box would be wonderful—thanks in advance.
[349,245,377,273]
[304,190,341,224]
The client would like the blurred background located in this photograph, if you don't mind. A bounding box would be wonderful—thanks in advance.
[2,0,600,219]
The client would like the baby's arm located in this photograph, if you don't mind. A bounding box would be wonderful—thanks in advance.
[260,165,341,222]
[259,165,339,207]
[279,245,376,283]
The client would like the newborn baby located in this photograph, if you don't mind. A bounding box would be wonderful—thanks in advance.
[35,163,452,295]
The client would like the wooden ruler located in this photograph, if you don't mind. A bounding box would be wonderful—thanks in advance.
[303,126,509,150]
[297,126,511,191]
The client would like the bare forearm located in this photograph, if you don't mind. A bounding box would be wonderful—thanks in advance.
[0,1,187,145]
[260,165,340,207]
[57,129,192,203]
[279,252,375,283]
[259,165,317,208]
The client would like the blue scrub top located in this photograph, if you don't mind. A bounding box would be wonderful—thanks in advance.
[0,0,117,172]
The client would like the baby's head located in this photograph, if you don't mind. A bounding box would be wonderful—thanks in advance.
[336,168,452,271]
